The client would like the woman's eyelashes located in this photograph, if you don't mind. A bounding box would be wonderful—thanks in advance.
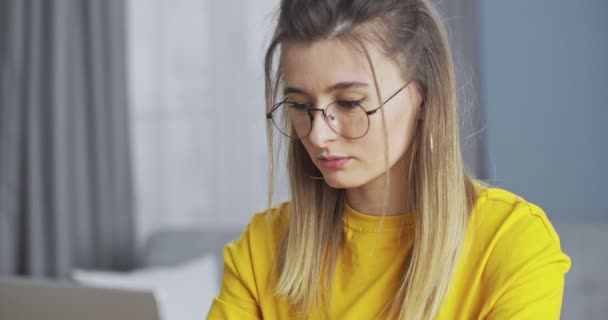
[336,98,366,109]
[286,97,367,109]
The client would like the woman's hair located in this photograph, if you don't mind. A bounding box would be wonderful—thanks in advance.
[263,0,479,319]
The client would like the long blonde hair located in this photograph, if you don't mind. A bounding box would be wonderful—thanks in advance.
[264,1,478,319]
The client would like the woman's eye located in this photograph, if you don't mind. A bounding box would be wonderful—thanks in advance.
[336,99,363,108]
[287,102,310,111]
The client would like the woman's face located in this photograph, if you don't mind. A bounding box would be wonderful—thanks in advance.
[281,39,423,189]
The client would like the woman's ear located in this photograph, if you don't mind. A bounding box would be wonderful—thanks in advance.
[416,82,426,106]
[410,81,425,120]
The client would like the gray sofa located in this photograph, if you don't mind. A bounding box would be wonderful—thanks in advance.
[141,227,242,288]
[554,221,608,320]
[142,220,608,319]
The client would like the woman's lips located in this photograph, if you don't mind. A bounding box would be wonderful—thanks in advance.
[319,157,352,170]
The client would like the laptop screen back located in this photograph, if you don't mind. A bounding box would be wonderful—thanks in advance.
[0,277,161,320]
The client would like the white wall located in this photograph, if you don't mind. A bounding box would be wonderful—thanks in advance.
[127,0,280,247]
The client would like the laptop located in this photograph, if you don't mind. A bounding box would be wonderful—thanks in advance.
[0,277,162,320]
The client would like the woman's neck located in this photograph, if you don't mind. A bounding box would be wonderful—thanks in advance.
[345,154,412,217]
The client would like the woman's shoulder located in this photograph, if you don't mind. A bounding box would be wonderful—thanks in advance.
[211,202,292,317]
[471,183,559,240]
[458,183,570,318]
[247,201,290,235]
[468,182,567,265]
[225,201,290,257]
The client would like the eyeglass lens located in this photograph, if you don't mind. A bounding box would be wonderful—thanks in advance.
[271,100,370,139]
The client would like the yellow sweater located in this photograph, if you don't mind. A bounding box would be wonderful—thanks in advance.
[207,187,571,319]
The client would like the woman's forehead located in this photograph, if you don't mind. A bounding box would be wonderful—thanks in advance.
[280,38,397,91]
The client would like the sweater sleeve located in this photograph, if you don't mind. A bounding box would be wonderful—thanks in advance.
[206,218,263,320]
[483,202,571,320]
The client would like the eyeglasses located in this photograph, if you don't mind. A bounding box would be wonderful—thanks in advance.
[266,81,411,139]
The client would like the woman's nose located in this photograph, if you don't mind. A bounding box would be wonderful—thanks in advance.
[306,109,338,148]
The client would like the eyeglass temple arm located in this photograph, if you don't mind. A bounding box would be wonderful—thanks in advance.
[365,81,411,115]
[266,98,289,119]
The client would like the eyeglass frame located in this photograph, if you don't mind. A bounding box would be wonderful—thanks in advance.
[266,80,412,140]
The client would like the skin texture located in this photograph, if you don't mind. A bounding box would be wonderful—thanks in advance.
[281,38,424,216]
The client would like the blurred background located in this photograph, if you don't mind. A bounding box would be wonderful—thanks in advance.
[0,0,606,319]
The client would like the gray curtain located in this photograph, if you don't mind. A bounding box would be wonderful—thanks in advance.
[0,0,135,278]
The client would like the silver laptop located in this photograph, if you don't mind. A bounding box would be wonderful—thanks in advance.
[0,277,161,320]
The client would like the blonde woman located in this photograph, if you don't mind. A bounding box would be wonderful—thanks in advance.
[207,0,570,319]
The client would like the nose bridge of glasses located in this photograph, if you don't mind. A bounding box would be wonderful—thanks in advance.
[307,105,339,138]
[308,107,327,119]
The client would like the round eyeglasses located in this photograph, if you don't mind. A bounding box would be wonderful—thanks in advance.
[266,81,411,139]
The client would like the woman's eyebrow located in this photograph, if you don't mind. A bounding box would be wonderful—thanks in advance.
[283,81,369,96]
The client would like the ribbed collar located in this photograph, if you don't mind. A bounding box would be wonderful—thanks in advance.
[342,201,415,233]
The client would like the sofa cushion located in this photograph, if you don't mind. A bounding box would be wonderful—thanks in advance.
[553,220,608,320]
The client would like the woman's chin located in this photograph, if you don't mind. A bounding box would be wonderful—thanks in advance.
[321,172,361,189]
[324,179,347,189]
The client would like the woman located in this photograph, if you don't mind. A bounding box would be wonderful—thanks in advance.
[207,0,570,319]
